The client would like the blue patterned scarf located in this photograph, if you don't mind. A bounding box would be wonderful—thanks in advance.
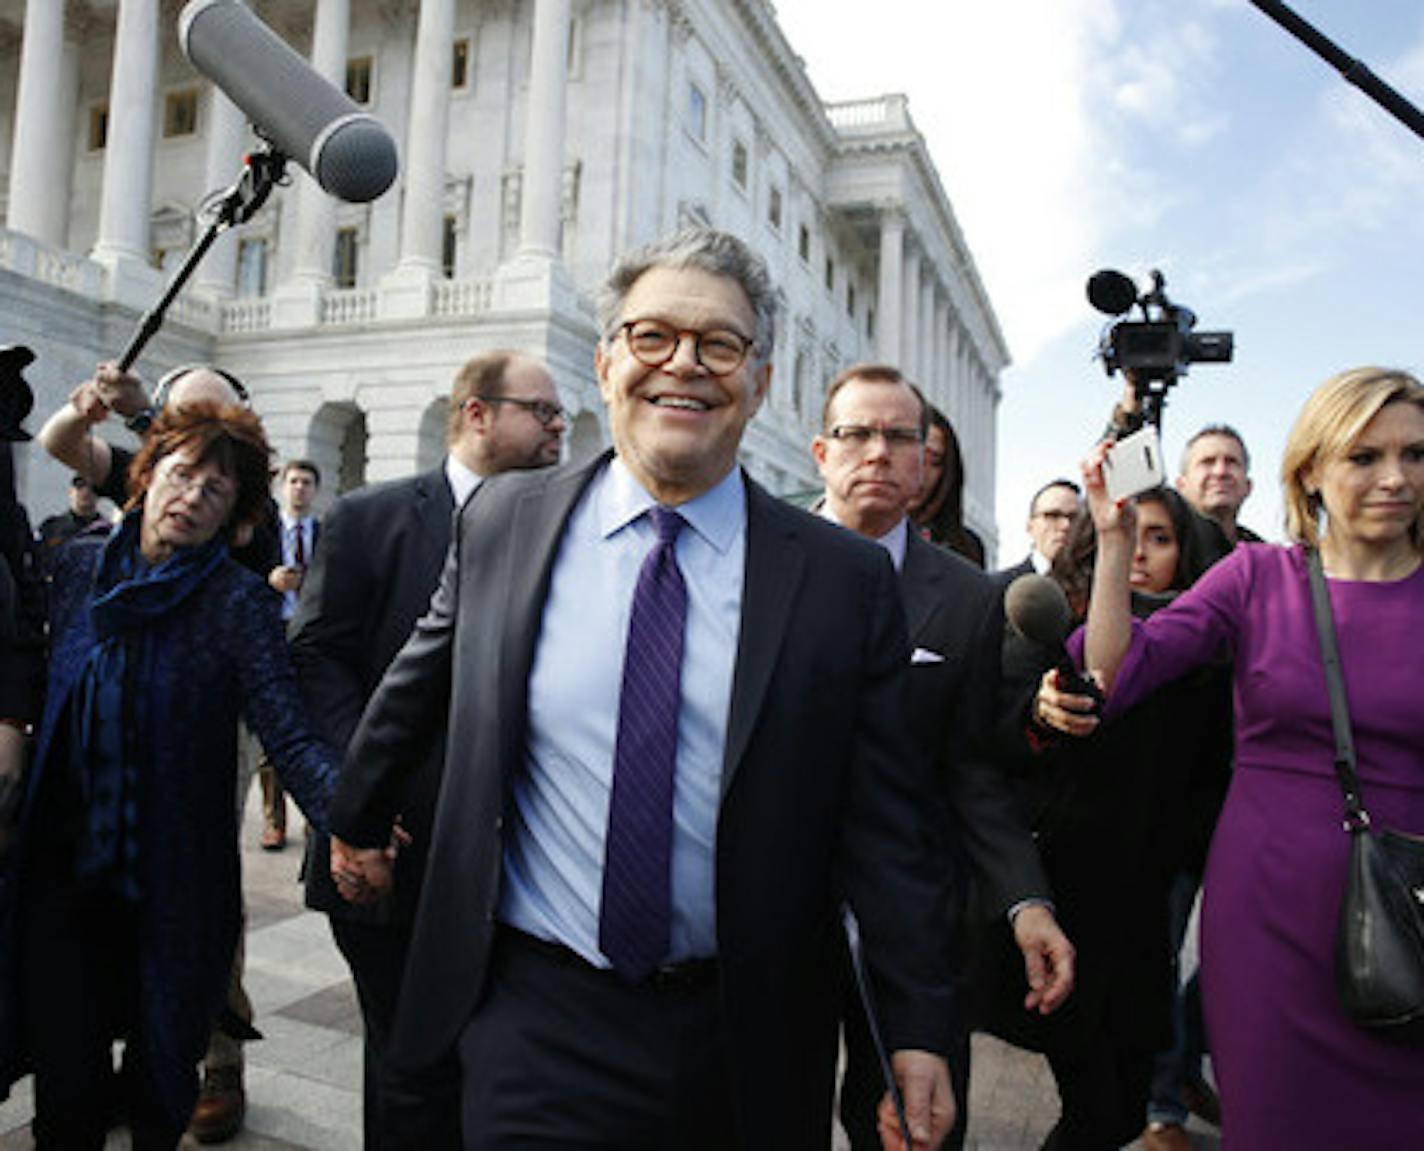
[72,511,227,899]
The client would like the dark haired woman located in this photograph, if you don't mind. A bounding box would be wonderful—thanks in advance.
[910,406,986,567]
[985,486,1230,1149]
[1,403,338,1149]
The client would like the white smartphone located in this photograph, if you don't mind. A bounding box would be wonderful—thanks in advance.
[1103,425,1165,501]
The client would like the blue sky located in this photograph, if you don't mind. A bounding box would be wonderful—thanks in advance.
[773,0,1424,556]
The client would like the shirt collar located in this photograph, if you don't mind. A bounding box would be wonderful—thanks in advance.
[445,454,484,509]
[599,457,745,554]
[817,503,909,571]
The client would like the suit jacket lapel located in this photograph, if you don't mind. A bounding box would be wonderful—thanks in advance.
[900,532,947,643]
[411,467,456,587]
[722,480,803,798]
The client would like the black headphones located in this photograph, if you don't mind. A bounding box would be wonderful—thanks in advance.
[127,364,251,433]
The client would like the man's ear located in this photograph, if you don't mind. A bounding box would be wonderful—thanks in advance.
[811,434,829,472]
[747,361,772,416]
[595,342,614,406]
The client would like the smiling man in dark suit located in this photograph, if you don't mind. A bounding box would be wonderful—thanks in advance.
[290,350,564,1149]
[811,365,1075,1150]
[328,229,957,1149]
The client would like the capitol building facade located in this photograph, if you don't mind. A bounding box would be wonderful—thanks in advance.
[0,0,1007,555]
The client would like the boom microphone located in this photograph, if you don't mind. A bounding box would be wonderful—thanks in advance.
[178,0,398,203]
[1004,574,1103,711]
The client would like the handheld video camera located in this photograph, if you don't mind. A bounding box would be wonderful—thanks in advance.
[1088,268,1233,385]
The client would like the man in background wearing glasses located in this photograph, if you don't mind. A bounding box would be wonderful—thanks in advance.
[994,478,1084,586]
[328,229,958,1149]
[290,348,562,1149]
[811,364,1073,1150]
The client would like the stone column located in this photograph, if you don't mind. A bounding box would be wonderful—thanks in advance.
[876,207,904,363]
[918,277,936,391]
[382,0,455,317]
[274,0,349,326]
[193,91,248,298]
[902,244,921,378]
[397,0,454,274]
[932,295,951,412]
[9,1,79,246]
[92,0,160,277]
[519,0,572,259]
[290,0,350,284]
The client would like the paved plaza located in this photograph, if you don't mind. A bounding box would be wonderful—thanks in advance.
[0,792,1220,1150]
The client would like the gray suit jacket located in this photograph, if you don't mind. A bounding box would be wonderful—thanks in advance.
[330,453,955,1142]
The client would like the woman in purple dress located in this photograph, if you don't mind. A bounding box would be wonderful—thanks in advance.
[1074,367,1424,1147]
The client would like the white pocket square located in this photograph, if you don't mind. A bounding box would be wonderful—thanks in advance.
[910,647,945,665]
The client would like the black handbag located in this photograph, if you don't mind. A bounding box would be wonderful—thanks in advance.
[1307,548,1424,1038]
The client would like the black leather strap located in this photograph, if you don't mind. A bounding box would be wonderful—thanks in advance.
[1305,547,1368,826]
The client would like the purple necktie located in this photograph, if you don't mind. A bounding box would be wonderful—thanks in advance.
[599,506,687,981]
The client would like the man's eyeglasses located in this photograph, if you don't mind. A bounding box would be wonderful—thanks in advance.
[826,424,924,451]
[617,319,755,377]
[471,395,566,428]
[1032,510,1077,523]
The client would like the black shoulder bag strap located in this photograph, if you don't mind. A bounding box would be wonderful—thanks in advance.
[1305,547,1369,828]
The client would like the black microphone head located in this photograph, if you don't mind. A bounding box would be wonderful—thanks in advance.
[1087,269,1139,316]
[1004,574,1073,648]
[179,0,398,203]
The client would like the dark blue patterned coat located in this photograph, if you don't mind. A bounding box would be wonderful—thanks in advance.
[1,523,338,1125]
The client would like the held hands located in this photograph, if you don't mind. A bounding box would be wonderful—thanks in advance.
[877,1049,955,1151]
[268,566,305,594]
[1012,903,1076,1015]
[330,822,409,905]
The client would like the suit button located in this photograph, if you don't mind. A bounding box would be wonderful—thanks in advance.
[493,816,503,832]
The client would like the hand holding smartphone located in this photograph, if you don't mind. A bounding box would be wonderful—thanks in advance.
[1102,425,1164,501]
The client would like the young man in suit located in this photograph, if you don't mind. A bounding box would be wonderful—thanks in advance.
[811,364,1074,1150]
[289,350,563,1149]
[995,479,1083,585]
[258,459,322,851]
[329,229,958,1149]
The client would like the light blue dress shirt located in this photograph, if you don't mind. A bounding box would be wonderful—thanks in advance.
[498,458,745,966]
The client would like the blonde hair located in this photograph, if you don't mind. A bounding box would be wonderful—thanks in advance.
[1280,366,1424,549]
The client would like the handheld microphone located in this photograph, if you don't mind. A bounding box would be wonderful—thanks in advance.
[1004,574,1104,711]
[178,0,398,203]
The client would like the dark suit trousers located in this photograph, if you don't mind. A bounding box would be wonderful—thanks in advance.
[457,928,734,1149]
[330,918,461,1151]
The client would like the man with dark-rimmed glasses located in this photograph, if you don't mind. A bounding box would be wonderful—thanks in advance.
[329,228,958,1149]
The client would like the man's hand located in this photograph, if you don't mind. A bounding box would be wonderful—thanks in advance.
[0,724,26,863]
[330,834,394,905]
[268,565,304,594]
[1012,903,1075,1014]
[876,1049,955,1150]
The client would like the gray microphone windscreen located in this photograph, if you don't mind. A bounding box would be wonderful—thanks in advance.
[179,0,398,203]
[1004,574,1073,648]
